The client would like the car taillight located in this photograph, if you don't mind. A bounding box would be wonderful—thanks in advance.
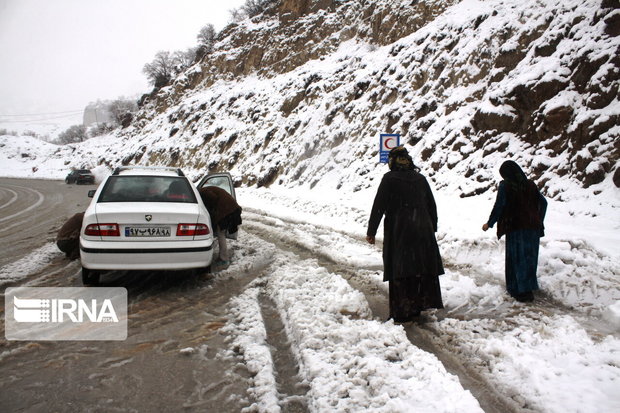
[84,223,120,236]
[177,223,209,236]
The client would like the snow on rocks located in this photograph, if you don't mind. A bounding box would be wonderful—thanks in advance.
[0,135,67,180]
[603,301,620,330]
[178,347,195,355]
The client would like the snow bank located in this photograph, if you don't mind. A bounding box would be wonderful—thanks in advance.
[0,135,67,179]
[603,301,620,330]
[224,286,280,413]
[433,315,620,413]
[0,243,62,286]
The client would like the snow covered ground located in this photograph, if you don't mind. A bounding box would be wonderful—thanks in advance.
[230,184,620,412]
[222,233,483,413]
[0,116,79,143]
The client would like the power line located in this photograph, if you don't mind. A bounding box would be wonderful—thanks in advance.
[0,109,84,117]
[0,113,84,123]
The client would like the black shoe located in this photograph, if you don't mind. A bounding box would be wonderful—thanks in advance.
[389,310,421,323]
[514,292,534,302]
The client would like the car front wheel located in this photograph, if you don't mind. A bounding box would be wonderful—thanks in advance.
[81,267,100,286]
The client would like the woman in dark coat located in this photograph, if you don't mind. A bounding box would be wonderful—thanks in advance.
[482,160,547,302]
[56,212,84,260]
[366,146,444,322]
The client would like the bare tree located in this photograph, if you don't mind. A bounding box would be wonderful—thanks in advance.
[143,51,175,88]
[229,7,246,22]
[197,24,216,52]
[57,125,87,144]
[173,48,197,71]
[242,0,275,17]
[89,122,115,137]
[229,0,274,22]
[108,98,138,126]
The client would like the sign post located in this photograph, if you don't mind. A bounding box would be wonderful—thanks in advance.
[379,134,400,163]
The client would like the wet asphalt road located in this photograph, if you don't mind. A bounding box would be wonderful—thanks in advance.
[0,178,91,268]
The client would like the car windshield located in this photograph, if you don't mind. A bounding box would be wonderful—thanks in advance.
[98,176,197,203]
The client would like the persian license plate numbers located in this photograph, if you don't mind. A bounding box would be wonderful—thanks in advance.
[125,226,171,237]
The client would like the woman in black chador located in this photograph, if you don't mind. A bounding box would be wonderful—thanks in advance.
[482,160,548,302]
[366,146,444,322]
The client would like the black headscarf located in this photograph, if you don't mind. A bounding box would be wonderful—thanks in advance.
[388,146,418,172]
[499,160,528,191]
[496,160,545,238]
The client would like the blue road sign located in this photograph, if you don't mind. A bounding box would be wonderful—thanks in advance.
[379,134,400,163]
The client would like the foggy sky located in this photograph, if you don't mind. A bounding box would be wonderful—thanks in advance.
[0,0,245,124]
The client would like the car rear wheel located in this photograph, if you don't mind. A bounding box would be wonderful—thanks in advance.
[81,267,100,286]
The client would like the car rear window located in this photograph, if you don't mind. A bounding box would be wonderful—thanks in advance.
[98,176,197,203]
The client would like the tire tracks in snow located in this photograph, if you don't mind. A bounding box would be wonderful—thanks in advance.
[0,179,310,412]
[258,292,310,412]
[242,209,549,413]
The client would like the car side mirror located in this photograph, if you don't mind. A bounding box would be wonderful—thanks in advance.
[88,190,96,198]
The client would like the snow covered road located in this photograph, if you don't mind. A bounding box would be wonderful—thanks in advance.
[238,186,620,413]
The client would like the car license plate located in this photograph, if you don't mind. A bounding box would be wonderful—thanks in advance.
[125,226,171,237]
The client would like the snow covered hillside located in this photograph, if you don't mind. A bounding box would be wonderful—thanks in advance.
[3,0,619,201]
[121,0,620,195]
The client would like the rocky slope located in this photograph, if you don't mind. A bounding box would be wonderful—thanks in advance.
[21,0,620,199]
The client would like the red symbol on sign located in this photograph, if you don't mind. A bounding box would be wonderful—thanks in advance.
[381,136,398,151]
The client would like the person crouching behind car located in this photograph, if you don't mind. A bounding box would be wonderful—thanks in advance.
[198,187,242,267]
[56,212,84,260]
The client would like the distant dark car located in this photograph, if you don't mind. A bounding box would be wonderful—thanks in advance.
[65,169,95,185]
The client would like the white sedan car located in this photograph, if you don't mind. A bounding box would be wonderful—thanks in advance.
[80,166,214,285]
